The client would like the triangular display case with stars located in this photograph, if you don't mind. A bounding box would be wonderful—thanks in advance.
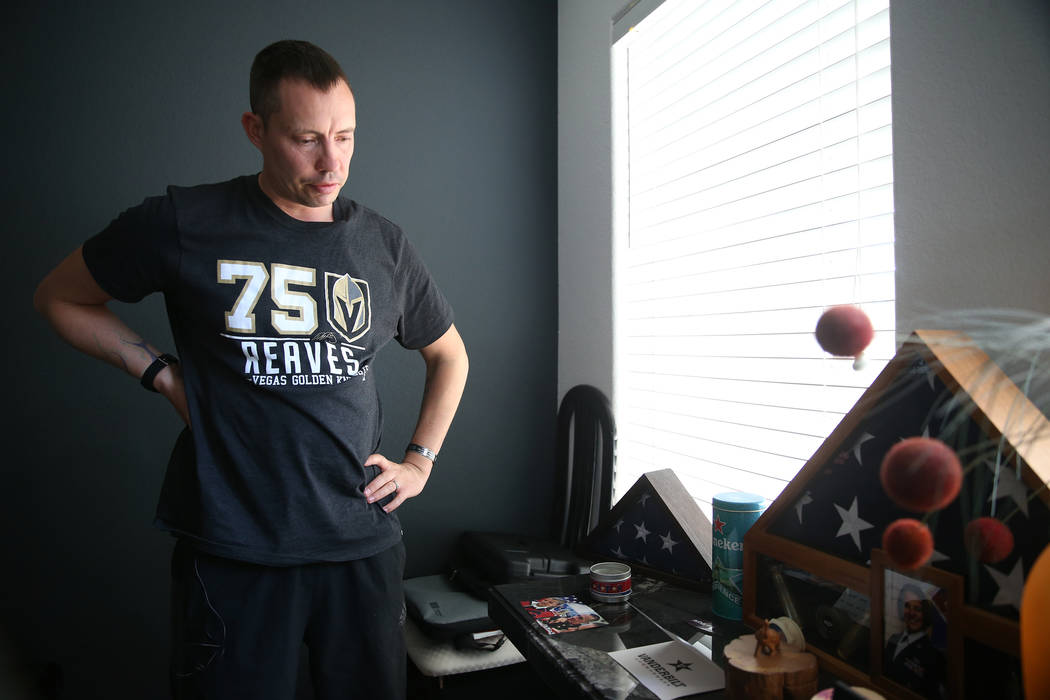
[742,329,1050,696]
[579,468,713,589]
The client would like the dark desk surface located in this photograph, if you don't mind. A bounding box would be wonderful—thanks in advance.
[488,574,753,699]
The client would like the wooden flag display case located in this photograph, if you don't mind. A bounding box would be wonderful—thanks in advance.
[579,468,713,590]
[743,330,1050,697]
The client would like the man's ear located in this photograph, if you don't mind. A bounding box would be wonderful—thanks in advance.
[241,112,264,148]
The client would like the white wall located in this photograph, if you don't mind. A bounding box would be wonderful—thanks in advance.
[891,0,1050,332]
[557,0,1050,401]
[557,0,620,401]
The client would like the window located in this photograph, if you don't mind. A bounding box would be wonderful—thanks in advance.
[612,0,895,518]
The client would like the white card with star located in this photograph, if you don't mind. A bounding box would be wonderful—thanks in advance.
[609,639,724,699]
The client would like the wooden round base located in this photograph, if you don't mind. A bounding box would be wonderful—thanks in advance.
[724,634,818,700]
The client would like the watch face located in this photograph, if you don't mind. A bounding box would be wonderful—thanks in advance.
[408,444,436,461]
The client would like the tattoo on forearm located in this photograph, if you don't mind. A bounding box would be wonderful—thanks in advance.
[93,332,156,371]
[125,336,158,361]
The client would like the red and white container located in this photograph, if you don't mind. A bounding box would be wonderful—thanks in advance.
[589,562,632,603]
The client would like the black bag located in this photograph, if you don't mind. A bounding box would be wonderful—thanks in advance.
[403,574,505,651]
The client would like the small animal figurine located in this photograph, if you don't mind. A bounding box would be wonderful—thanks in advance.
[753,619,782,657]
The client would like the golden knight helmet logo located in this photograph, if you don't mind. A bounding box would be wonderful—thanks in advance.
[325,272,371,344]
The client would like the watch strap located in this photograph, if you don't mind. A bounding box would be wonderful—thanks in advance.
[141,353,179,392]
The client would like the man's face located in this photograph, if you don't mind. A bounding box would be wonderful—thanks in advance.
[901,593,924,633]
[244,78,356,222]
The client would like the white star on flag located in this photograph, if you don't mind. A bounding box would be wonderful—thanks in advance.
[851,433,876,464]
[985,559,1025,610]
[921,361,936,391]
[660,532,678,552]
[634,521,651,542]
[794,492,813,524]
[986,460,1030,518]
[614,518,624,532]
[928,548,950,564]
[834,496,874,551]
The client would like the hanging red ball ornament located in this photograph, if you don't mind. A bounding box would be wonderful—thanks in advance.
[964,516,1014,563]
[883,518,934,570]
[879,437,963,512]
[815,305,874,357]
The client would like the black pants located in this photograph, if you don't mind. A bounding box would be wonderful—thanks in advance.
[170,539,406,700]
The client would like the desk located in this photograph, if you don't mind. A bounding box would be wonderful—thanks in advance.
[487,574,752,699]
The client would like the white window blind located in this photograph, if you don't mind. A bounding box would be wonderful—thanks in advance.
[612,0,895,519]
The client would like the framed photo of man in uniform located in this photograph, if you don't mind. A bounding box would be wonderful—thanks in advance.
[870,549,962,700]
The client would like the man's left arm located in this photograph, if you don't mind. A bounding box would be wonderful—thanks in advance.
[364,323,468,512]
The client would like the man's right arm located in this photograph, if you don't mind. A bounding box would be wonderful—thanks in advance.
[34,246,188,424]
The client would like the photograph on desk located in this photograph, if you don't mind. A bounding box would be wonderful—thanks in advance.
[519,595,609,635]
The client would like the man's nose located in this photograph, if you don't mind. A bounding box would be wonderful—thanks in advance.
[316,140,340,172]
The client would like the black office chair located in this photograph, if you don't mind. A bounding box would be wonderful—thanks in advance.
[445,384,616,588]
[552,384,616,550]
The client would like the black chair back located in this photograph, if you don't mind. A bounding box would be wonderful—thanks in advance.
[553,385,615,549]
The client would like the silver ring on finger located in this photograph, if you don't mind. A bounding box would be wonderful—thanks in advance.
[392,480,399,493]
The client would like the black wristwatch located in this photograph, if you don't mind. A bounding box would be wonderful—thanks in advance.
[141,353,179,392]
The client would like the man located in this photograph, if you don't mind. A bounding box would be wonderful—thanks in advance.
[33,40,468,699]
[884,584,945,698]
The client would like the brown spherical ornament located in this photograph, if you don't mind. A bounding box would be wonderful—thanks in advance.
[964,517,1015,563]
[815,305,874,357]
[883,518,934,570]
[880,437,963,512]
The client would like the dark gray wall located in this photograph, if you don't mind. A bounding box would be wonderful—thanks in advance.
[3,1,556,696]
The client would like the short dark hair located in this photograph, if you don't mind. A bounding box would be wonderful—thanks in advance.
[249,40,350,124]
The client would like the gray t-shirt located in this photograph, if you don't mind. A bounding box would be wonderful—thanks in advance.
[83,175,453,565]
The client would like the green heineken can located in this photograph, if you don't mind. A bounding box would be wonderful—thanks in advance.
[712,492,765,620]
